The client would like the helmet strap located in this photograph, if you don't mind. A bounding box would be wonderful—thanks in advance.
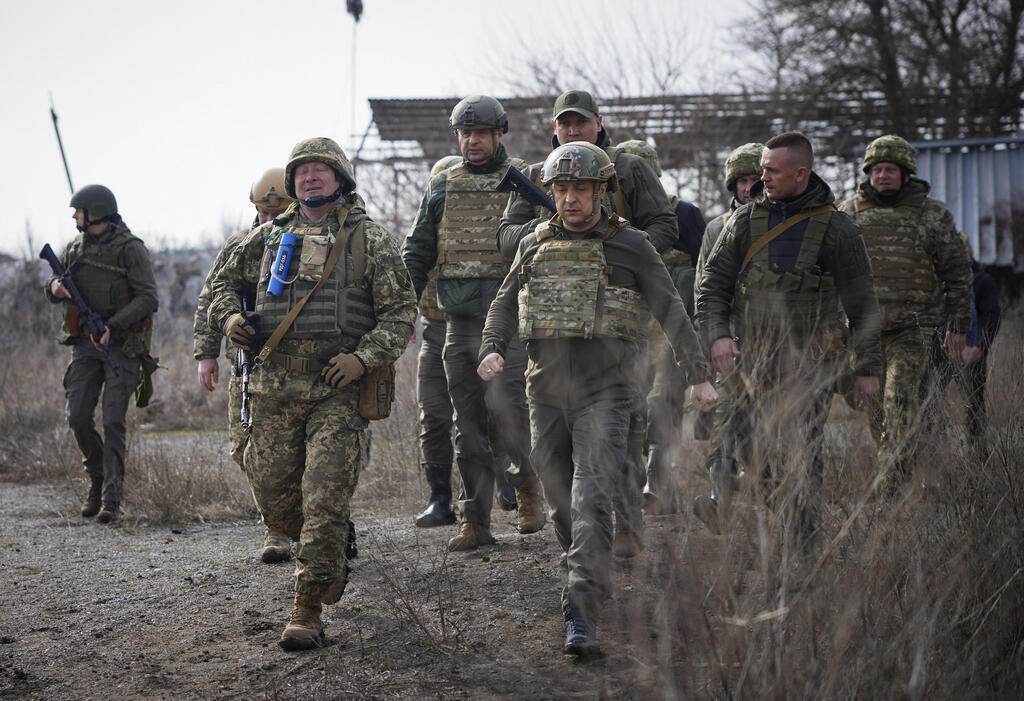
[300,184,345,208]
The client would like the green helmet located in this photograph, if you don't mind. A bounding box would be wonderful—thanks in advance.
[862,134,917,174]
[449,95,508,133]
[431,155,462,176]
[284,137,356,198]
[724,143,764,190]
[616,139,661,177]
[540,141,616,190]
[69,184,118,219]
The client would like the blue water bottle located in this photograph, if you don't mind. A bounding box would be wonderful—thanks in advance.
[267,232,296,296]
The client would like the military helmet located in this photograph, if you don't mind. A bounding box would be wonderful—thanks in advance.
[69,184,118,219]
[862,134,917,174]
[431,155,462,176]
[284,137,356,198]
[724,143,765,190]
[540,141,616,191]
[617,139,662,177]
[449,95,509,133]
[249,167,294,213]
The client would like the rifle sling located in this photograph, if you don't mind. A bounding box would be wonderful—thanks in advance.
[255,207,353,365]
[740,204,835,271]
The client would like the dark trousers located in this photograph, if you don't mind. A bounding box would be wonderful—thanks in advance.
[64,341,141,504]
[443,315,533,525]
[417,320,455,465]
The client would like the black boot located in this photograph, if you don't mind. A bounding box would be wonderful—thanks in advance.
[643,444,666,513]
[562,595,599,658]
[495,471,518,511]
[81,476,103,518]
[415,463,455,528]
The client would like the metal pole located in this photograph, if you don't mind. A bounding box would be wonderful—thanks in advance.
[49,93,74,194]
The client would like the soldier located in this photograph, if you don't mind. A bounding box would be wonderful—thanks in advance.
[838,135,972,491]
[45,184,159,524]
[695,132,882,536]
[497,91,679,553]
[402,95,544,551]
[208,137,416,650]
[478,142,716,657]
[193,168,295,561]
[413,155,517,528]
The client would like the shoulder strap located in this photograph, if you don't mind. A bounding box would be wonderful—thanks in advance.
[741,204,835,271]
[255,206,350,364]
[350,218,367,280]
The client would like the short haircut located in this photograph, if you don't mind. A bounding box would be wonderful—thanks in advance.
[765,131,813,169]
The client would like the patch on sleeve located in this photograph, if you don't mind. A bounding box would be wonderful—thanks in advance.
[391,254,412,290]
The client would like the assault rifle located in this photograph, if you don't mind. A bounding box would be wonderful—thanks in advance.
[236,294,255,430]
[496,165,556,213]
[40,243,119,374]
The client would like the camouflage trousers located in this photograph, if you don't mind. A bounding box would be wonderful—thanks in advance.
[64,341,141,505]
[244,388,365,596]
[227,375,248,471]
[417,320,454,466]
[444,315,533,526]
[870,327,933,478]
[531,398,633,606]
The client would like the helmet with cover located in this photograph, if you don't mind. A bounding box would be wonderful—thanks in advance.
[249,167,294,214]
[724,143,764,190]
[616,139,662,177]
[449,95,509,133]
[541,141,617,225]
[862,134,917,174]
[284,137,356,200]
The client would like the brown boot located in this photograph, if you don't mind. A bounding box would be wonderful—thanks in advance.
[612,527,643,559]
[260,527,292,563]
[515,477,546,534]
[447,522,496,552]
[97,502,119,524]
[81,477,103,518]
[279,593,325,650]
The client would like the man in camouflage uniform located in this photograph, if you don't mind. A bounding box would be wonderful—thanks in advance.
[615,139,707,514]
[479,142,716,657]
[412,155,517,528]
[696,132,882,537]
[838,135,972,491]
[193,167,295,561]
[497,91,679,552]
[689,144,763,514]
[45,184,159,524]
[402,96,544,551]
[208,137,416,650]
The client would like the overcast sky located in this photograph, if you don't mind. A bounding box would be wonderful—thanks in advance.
[1,0,735,258]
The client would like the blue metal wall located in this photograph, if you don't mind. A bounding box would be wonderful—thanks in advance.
[912,137,1024,271]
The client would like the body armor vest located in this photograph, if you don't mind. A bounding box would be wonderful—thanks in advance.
[254,211,375,341]
[418,267,444,322]
[733,206,840,345]
[854,197,941,329]
[518,220,642,341]
[437,158,525,280]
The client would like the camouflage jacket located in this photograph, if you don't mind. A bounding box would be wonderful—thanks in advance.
[481,208,705,412]
[192,217,257,360]
[838,178,972,334]
[495,128,678,259]
[208,196,416,399]
[402,143,516,318]
[697,173,882,378]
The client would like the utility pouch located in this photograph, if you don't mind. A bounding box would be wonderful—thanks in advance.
[121,316,153,357]
[358,362,396,420]
[297,234,332,281]
[135,353,161,408]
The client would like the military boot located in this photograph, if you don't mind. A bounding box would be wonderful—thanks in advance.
[279,592,325,650]
[321,561,350,605]
[515,476,546,534]
[447,522,496,552]
[97,502,119,524]
[81,476,103,518]
[261,527,292,563]
[562,596,599,658]
[415,463,456,528]
[495,471,518,511]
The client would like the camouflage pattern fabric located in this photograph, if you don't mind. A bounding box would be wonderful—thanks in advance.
[227,375,248,470]
[208,196,415,597]
[869,326,934,485]
[193,225,253,360]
